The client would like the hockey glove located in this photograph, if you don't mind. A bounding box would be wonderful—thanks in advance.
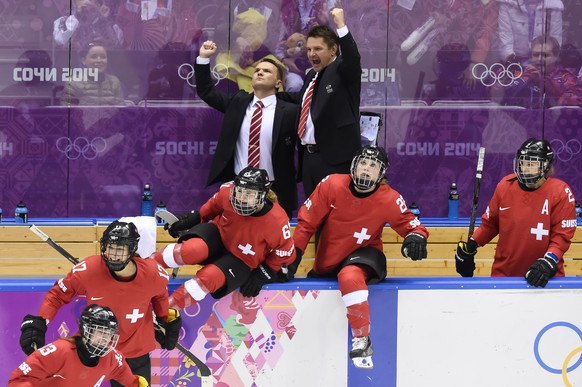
[525,253,559,288]
[165,211,201,238]
[240,264,276,297]
[155,308,182,350]
[20,314,47,355]
[138,375,150,387]
[455,239,478,277]
[281,248,303,281]
[401,232,427,261]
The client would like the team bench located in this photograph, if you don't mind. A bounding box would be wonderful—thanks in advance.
[0,225,580,277]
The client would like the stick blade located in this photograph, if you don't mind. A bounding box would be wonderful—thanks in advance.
[476,147,486,173]
[29,224,49,241]
[155,210,179,225]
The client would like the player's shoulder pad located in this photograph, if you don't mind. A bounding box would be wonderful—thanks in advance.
[220,181,234,190]
[70,255,102,273]
[139,257,171,283]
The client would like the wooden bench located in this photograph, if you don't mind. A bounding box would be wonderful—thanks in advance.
[0,225,580,277]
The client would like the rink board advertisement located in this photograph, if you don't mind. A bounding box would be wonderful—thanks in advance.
[2,278,582,386]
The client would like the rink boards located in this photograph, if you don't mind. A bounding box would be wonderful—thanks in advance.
[1,278,582,387]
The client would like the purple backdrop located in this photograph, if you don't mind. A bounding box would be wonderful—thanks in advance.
[0,1,581,217]
[0,105,579,218]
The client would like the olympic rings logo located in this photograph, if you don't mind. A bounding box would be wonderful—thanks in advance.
[471,62,523,87]
[534,321,582,386]
[178,63,229,87]
[550,139,582,162]
[56,137,107,160]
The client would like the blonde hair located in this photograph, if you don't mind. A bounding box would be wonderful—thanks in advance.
[266,189,278,203]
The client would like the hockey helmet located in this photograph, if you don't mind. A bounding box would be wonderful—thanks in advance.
[79,304,120,357]
[513,138,554,185]
[100,221,140,271]
[230,167,271,216]
[350,146,389,190]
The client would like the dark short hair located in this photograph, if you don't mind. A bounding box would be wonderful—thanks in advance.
[307,25,339,49]
[80,39,108,59]
[531,36,560,57]
[257,57,286,82]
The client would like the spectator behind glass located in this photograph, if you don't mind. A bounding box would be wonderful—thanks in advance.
[60,41,125,106]
[0,50,57,108]
[145,42,193,100]
[497,0,563,64]
[501,36,580,108]
[53,0,124,52]
[214,8,284,93]
[559,43,582,77]
[421,43,489,105]
[275,0,338,91]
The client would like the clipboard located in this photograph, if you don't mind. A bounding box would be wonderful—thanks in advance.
[360,111,383,146]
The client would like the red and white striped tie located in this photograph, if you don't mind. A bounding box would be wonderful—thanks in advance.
[297,73,317,139]
[247,100,264,168]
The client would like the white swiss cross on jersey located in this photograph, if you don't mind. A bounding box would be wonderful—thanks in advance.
[125,308,144,323]
[353,228,372,244]
[238,243,256,256]
[530,222,549,240]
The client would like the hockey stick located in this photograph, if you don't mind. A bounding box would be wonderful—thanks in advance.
[27,224,212,383]
[155,209,180,278]
[468,147,486,241]
[29,225,79,265]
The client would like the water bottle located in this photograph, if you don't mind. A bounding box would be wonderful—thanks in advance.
[409,202,420,219]
[155,201,167,224]
[448,183,459,220]
[141,184,153,216]
[15,200,28,223]
[576,201,582,226]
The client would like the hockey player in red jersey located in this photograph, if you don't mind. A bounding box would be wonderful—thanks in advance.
[18,221,181,386]
[11,304,149,386]
[155,166,296,308]
[292,146,429,369]
[456,138,578,286]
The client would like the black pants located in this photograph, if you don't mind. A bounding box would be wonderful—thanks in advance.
[302,151,351,198]
[111,353,151,386]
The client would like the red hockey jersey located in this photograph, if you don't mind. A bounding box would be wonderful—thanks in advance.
[472,174,577,277]
[39,256,170,358]
[199,182,296,271]
[9,339,139,386]
[293,174,429,274]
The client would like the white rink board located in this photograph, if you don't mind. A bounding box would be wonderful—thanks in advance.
[397,289,582,386]
[255,290,348,387]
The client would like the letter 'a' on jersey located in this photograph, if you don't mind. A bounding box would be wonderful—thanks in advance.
[513,138,554,186]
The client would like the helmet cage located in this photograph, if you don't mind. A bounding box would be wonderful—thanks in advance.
[513,139,554,185]
[513,155,548,185]
[230,185,266,216]
[229,167,271,216]
[79,305,120,357]
[350,148,388,190]
[100,221,140,271]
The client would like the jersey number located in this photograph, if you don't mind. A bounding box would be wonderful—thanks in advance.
[565,188,575,203]
[39,344,57,356]
[282,224,291,239]
[396,195,407,213]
